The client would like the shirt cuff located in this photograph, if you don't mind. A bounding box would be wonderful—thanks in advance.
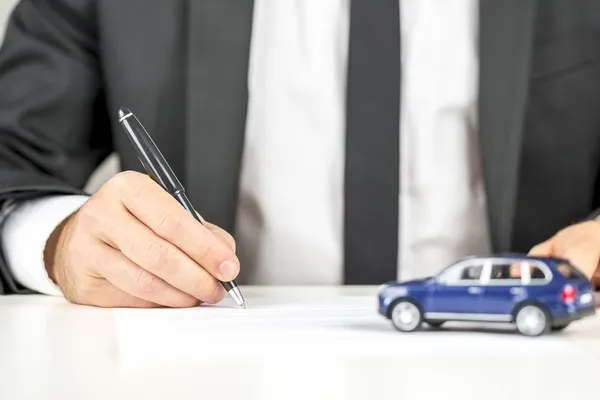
[1,195,90,296]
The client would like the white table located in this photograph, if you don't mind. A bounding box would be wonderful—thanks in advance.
[1,287,598,400]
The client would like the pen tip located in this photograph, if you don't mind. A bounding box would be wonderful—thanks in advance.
[241,303,246,309]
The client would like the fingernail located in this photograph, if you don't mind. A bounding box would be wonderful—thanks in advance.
[219,260,239,281]
[214,285,226,303]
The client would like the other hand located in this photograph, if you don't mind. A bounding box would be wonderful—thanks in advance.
[44,171,239,308]
[528,220,600,285]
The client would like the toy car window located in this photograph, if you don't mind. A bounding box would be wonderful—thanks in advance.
[461,265,482,280]
[485,261,550,284]
[529,265,548,280]
[556,262,586,280]
[439,262,483,284]
[487,262,523,284]
[490,264,518,280]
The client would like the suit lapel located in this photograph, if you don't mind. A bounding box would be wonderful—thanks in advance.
[185,0,254,232]
[478,0,536,252]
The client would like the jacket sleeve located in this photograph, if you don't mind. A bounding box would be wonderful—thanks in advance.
[0,0,113,293]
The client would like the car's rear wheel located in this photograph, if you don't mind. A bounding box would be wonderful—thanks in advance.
[514,304,551,337]
[390,300,423,332]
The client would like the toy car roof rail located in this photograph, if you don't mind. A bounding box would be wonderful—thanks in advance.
[457,252,570,263]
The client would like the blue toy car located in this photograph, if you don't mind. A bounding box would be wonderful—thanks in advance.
[378,254,596,336]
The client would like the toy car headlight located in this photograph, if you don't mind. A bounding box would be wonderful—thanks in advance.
[377,283,390,293]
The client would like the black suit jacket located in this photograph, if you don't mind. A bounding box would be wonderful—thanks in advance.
[1,0,600,293]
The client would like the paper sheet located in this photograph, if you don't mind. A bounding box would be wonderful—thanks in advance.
[113,291,599,367]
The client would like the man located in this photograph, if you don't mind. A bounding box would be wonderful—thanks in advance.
[0,0,599,308]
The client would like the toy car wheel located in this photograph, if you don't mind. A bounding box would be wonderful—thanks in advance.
[551,323,570,331]
[390,300,423,332]
[515,304,550,337]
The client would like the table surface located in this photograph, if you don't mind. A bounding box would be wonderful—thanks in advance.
[1,286,599,400]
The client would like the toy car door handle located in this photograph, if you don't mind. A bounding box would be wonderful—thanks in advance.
[510,287,525,295]
[468,287,482,294]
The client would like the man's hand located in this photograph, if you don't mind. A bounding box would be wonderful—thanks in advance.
[528,220,600,285]
[43,171,239,308]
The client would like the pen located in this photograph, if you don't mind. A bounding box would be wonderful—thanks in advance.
[117,107,246,309]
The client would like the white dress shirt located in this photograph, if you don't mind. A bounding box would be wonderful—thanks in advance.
[1,0,490,295]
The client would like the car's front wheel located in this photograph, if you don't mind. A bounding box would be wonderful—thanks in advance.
[514,304,551,337]
[390,300,423,332]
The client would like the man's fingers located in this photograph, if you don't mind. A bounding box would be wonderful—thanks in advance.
[85,281,161,308]
[560,246,600,279]
[60,266,160,308]
[593,270,600,289]
[526,221,600,279]
[113,172,240,282]
[528,240,554,257]
[204,221,236,252]
[100,210,225,304]
[195,210,236,252]
[93,241,201,308]
[529,238,598,278]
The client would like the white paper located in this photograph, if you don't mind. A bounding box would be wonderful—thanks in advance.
[113,292,600,367]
